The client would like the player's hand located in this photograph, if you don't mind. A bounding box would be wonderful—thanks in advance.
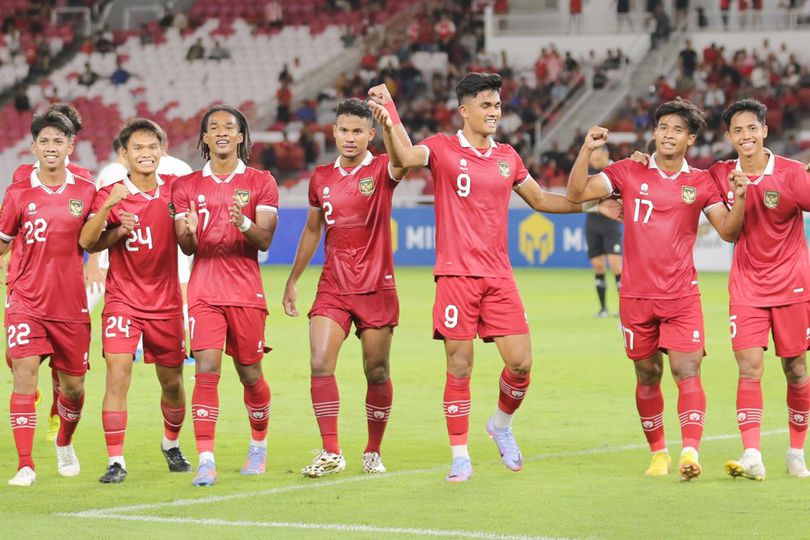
[84,260,106,292]
[103,183,129,209]
[584,126,609,150]
[229,196,246,229]
[282,281,299,317]
[630,151,650,165]
[728,171,748,201]
[598,197,623,221]
[119,211,136,234]
[185,201,199,235]
[368,100,393,130]
[367,84,393,105]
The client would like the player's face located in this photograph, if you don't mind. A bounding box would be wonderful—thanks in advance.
[31,126,74,172]
[203,111,244,159]
[124,130,162,175]
[725,111,768,159]
[460,90,501,137]
[653,114,695,159]
[333,114,374,160]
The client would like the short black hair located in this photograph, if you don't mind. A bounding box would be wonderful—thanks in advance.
[112,136,122,153]
[45,103,83,134]
[118,118,164,149]
[456,72,503,105]
[198,104,251,161]
[722,98,767,129]
[654,98,707,135]
[31,110,75,139]
[336,98,372,122]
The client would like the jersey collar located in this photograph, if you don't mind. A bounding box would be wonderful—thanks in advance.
[456,130,496,158]
[123,173,165,200]
[648,153,690,180]
[334,151,373,176]
[202,159,246,183]
[734,148,775,185]
[30,168,75,194]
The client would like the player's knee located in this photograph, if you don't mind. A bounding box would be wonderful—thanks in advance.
[507,358,532,376]
[364,362,389,384]
[635,363,663,385]
[160,377,183,399]
[310,356,335,377]
[60,383,84,401]
[782,358,808,384]
[446,355,473,377]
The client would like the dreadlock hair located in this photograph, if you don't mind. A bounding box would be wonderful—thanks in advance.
[118,118,165,150]
[31,110,75,139]
[455,72,503,105]
[197,105,251,161]
[653,98,707,136]
[45,103,83,134]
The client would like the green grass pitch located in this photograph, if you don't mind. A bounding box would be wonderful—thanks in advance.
[0,266,807,539]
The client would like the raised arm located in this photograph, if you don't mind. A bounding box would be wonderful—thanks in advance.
[368,99,427,169]
[282,208,325,317]
[368,84,413,179]
[705,171,747,242]
[567,126,613,203]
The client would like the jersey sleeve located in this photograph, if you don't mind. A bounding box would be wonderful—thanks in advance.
[415,134,442,170]
[701,171,725,214]
[256,171,279,213]
[791,167,810,212]
[599,159,629,195]
[377,154,402,188]
[89,188,114,224]
[171,177,190,220]
[0,190,20,241]
[511,148,532,189]
[308,174,321,210]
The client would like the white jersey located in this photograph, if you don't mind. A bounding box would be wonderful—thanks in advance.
[96,161,128,189]
[158,154,193,176]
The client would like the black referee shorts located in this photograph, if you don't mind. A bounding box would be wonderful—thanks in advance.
[585,214,623,259]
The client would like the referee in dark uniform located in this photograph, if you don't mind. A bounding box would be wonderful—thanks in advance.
[585,146,622,317]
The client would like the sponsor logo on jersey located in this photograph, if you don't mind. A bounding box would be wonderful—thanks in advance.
[681,186,696,205]
[69,199,83,217]
[323,186,330,199]
[518,213,554,265]
[359,177,375,196]
[498,160,510,178]
[27,202,37,215]
[235,189,250,207]
[168,202,176,218]
[764,190,779,209]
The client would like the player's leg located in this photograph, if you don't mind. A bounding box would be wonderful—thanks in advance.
[47,366,60,441]
[301,313,347,478]
[604,220,622,308]
[9,356,40,486]
[585,219,608,317]
[606,253,622,297]
[359,326,394,473]
[99,353,133,483]
[489,333,531,472]
[178,248,192,362]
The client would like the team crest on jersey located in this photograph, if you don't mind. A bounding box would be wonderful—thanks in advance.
[168,202,176,218]
[235,189,250,207]
[498,160,510,178]
[764,190,779,209]
[69,199,83,217]
[359,177,375,196]
[681,186,696,205]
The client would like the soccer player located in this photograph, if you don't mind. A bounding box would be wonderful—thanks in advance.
[566,99,747,481]
[369,73,619,482]
[1,110,96,486]
[282,96,410,477]
[79,119,192,483]
[172,105,279,486]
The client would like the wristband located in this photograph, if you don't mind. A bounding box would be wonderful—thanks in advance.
[238,215,253,232]
[583,201,599,213]
[384,101,401,126]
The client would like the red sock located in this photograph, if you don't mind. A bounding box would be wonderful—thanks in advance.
[243,376,271,441]
[787,380,810,450]
[311,375,340,454]
[498,368,530,414]
[636,382,666,452]
[56,392,84,447]
[161,400,185,441]
[102,410,127,457]
[191,372,220,454]
[10,393,37,470]
[737,378,762,450]
[49,368,60,417]
[365,378,393,454]
[444,373,471,446]
[677,376,706,450]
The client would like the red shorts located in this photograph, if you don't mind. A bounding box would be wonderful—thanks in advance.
[730,302,810,358]
[189,304,270,364]
[619,296,705,360]
[5,314,91,376]
[433,276,529,342]
[308,289,399,337]
[102,313,186,367]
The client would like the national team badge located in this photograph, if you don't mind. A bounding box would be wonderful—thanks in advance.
[69,199,83,217]
[359,177,375,196]
[235,189,250,207]
[764,190,779,209]
[168,202,176,218]
[498,160,510,178]
[681,186,696,205]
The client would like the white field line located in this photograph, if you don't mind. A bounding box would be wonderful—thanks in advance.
[61,428,787,518]
[56,513,565,540]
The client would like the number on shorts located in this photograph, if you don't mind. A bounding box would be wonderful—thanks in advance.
[323,202,335,225]
[622,326,635,350]
[104,316,131,338]
[729,315,737,339]
[444,304,459,329]
[188,316,196,340]
[456,173,471,198]
[7,323,31,348]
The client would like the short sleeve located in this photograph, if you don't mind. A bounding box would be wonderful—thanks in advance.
[701,171,725,214]
[416,134,442,170]
[600,159,631,195]
[0,190,20,241]
[791,167,810,212]
[171,177,189,220]
[89,189,116,225]
[708,162,733,207]
[377,154,402,188]
[512,148,531,189]
[308,175,321,210]
[256,171,279,213]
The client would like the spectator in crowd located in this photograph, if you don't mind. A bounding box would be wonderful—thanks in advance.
[679,40,698,78]
[13,86,31,112]
[265,0,283,29]
[78,62,100,86]
[110,59,131,85]
[276,81,292,122]
[208,41,231,61]
[186,38,205,61]
[650,4,671,48]
[616,0,634,32]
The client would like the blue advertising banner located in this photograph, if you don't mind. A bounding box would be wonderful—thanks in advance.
[262,208,592,268]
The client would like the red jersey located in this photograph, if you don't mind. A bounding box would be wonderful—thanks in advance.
[171,160,279,310]
[91,174,183,319]
[13,161,94,184]
[599,155,724,299]
[0,169,96,322]
[710,152,810,307]
[417,131,530,278]
[308,152,399,295]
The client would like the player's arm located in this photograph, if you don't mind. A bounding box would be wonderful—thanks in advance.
[705,171,747,242]
[283,208,325,317]
[88,213,137,252]
[369,99,427,169]
[79,184,129,250]
[516,178,622,218]
[368,84,412,179]
[566,126,612,203]
[0,195,20,257]
[0,238,11,257]
[229,198,277,252]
